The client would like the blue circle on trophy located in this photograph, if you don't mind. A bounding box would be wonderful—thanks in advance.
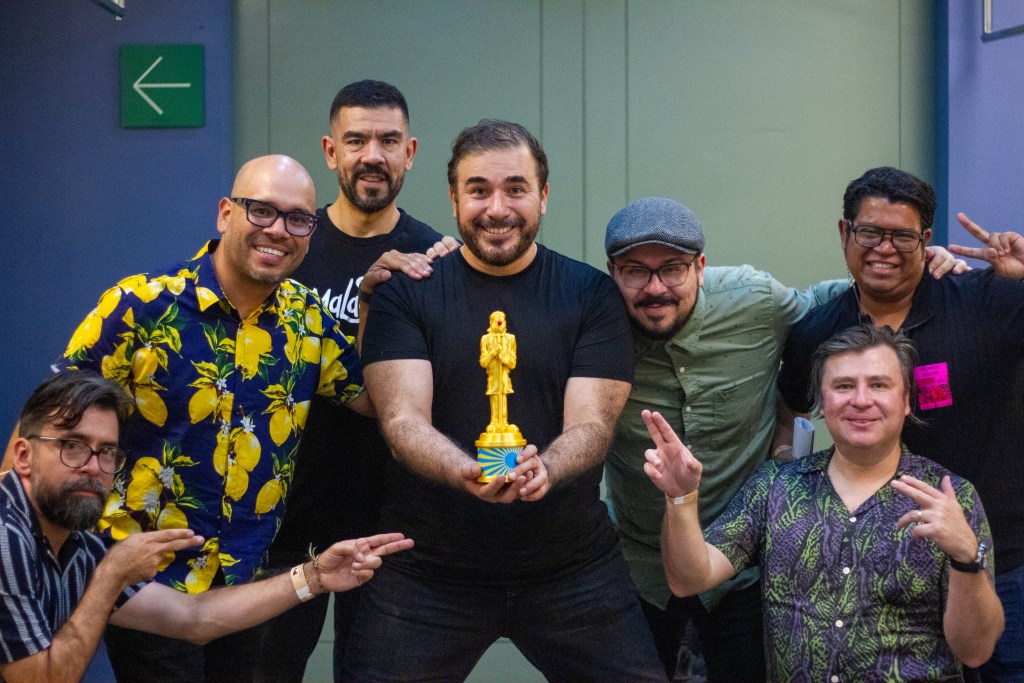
[477,446,523,479]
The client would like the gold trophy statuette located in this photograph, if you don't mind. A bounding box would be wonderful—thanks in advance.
[476,311,526,482]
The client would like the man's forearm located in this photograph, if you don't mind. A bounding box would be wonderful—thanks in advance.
[381,414,475,489]
[539,419,613,488]
[543,376,630,487]
[113,563,312,645]
[661,496,731,597]
[944,569,1004,666]
[0,562,126,682]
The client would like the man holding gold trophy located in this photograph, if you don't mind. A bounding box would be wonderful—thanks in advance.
[349,120,666,681]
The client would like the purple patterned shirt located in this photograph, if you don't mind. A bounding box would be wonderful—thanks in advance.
[705,447,993,682]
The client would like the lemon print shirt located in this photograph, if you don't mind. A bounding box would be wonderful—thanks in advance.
[60,241,364,592]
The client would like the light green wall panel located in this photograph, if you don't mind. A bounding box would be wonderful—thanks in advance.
[622,0,933,289]
[235,1,933,283]
[539,0,586,257]
[236,0,545,240]
[232,2,934,677]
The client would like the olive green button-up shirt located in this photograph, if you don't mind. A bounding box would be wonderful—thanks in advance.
[605,265,845,609]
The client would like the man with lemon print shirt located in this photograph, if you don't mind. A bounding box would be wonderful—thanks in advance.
[56,155,374,682]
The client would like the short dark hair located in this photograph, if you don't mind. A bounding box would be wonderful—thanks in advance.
[19,372,133,438]
[447,119,549,190]
[808,324,923,426]
[329,80,409,125]
[842,166,936,230]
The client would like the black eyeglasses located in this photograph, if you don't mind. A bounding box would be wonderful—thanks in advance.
[232,198,319,237]
[612,260,696,289]
[847,222,925,253]
[27,435,125,474]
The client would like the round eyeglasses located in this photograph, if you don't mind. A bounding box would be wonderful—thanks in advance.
[847,222,925,253]
[27,435,126,474]
[612,261,695,289]
[232,197,319,237]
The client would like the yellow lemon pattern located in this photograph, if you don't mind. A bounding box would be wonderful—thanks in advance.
[60,241,364,591]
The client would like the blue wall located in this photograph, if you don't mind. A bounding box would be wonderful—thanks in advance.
[940,2,1024,254]
[1,0,233,431]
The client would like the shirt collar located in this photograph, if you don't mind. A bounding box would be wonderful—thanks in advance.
[669,286,707,352]
[191,241,231,311]
[849,274,935,332]
[796,443,920,511]
[901,273,936,331]
[191,240,287,318]
[1,472,35,529]
[0,472,84,557]
[795,443,916,474]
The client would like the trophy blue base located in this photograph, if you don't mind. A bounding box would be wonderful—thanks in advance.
[475,429,526,482]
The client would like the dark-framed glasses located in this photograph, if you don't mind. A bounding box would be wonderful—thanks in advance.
[613,260,695,289]
[27,435,125,474]
[232,197,319,237]
[847,222,925,253]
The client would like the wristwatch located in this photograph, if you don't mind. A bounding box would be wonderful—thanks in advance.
[949,540,988,573]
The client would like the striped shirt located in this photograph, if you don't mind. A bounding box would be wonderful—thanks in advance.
[0,473,139,664]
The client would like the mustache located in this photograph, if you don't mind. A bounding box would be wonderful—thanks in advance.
[61,478,108,500]
[474,217,525,230]
[636,295,678,307]
[354,164,390,182]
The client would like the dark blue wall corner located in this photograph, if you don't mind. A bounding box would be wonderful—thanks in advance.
[933,4,950,246]
[1,0,233,431]
[943,0,1024,260]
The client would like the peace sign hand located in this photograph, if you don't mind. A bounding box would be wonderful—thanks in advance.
[641,409,702,499]
[949,212,1024,280]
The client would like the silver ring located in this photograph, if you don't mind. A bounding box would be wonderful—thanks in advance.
[916,510,923,521]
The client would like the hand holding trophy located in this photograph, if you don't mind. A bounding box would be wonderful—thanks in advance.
[476,311,527,482]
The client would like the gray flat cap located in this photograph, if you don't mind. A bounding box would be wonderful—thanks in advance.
[605,197,705,258]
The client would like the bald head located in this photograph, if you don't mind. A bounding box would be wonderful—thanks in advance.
[213,155,319,317]
[231,155,316,214]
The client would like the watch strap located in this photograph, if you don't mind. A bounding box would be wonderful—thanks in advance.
[949,540,987,573]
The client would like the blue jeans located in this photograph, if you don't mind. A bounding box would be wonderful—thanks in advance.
[340,549,666,682]
[966,563,1024,682]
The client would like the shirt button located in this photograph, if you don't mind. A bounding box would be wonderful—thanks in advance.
[685,406,692,413]
[842,567,851,575]
[849,515,857,523]
[831,677,839,683]
[679,366,686,373]
[835,619,844,628]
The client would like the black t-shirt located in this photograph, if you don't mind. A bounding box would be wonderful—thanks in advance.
[362,245,633,584]
[778,270,1024,574]
[268,207,442,558]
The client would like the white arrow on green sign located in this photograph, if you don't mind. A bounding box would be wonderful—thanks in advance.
[120,44,204,128]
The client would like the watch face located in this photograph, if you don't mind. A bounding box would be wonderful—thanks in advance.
[978,541,989,569]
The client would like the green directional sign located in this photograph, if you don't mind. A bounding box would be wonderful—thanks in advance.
[120,44,204,128]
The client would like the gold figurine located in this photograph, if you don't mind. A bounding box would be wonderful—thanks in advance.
[476,311,526,481]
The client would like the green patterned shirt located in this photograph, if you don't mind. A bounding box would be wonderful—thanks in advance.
[705,447,993,682]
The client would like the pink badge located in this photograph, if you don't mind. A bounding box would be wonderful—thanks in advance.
[915,362,953,410]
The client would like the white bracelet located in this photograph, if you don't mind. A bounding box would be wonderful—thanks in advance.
[290,564,315,602]
[666,490,698,506]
